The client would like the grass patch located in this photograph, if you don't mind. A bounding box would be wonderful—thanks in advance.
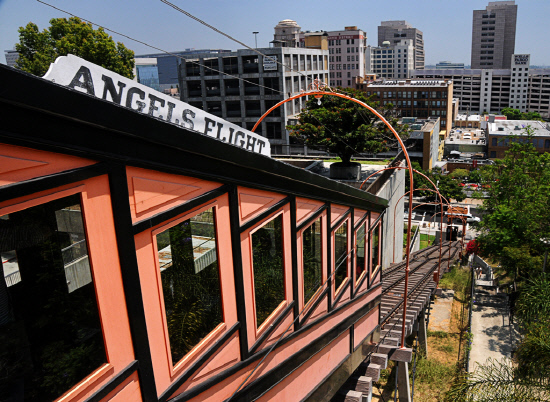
[414,355,454,384]
[439,266,471,299]
[438,344,455,353]
[410,356,456,401]
[428,330,449,338]
[420,233,435,250]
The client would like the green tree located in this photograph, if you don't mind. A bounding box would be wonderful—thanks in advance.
[446,276,550,401]
[467,169,481,184]
[405,163,466,202]
[287,88,410,164]
[500,107,543,121]
[475,126,550,280]
[500,107,523,120]
[449,168,469,180]
[15,17,134,78]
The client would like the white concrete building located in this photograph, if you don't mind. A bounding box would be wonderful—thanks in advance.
[178,47,329,154]
[365,40,415,80]
[412,54,550,118]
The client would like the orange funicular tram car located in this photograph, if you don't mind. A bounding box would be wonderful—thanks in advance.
[0,57,386,402]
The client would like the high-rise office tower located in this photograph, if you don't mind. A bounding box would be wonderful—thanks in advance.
[377,21,424,70]
[471,1,517,69]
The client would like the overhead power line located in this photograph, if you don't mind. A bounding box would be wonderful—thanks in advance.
[158,0,307,76]
[35,0,284,94]
[35,0,362,156]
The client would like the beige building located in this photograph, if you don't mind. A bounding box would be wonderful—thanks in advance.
[455,114,482,129]
[272,21,367,89]
[355,79,453,135]
[365,40,415,80]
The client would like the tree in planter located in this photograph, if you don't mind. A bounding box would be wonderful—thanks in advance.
[286,88,410,176]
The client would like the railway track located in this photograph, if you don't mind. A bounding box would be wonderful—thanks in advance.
[331,241,462,402]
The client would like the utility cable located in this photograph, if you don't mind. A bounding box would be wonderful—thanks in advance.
[36,0,285,94]
[157,0,368,157]
[159,0,313,77]
[37,0,365,156]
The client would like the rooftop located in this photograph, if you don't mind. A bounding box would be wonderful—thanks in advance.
[456,114,481,122]
[488,120,550,137]
[366,79,451,88]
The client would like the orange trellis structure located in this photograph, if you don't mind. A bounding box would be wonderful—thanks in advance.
[251,80,415,349]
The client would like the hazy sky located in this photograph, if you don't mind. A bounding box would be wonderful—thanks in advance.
[1,0,549,67]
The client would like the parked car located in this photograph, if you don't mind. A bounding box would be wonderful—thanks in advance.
[467,216,481,223]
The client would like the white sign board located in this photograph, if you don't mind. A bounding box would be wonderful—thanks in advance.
[43,55,270,156]
[263,56,278,71]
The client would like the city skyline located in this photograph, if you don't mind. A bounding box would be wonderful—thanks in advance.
[1,0,550,67]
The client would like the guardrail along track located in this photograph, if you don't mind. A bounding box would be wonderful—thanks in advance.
[330,241,463,402]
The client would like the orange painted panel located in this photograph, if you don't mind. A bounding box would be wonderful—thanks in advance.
[330,204,349,225]
[335,283,351,307]
[0,143,96,187]
[169,333,241,399]
[132,176,201,214]
[354,307,379,349]
[371,269,381,287]
[356,273,370,295]
[354,209,368,227]
[254,313,294,352]
[0,154,47,173]
[188,332,241,385]
[295,197,324,226]
[238,187,286,225]
[0,176,135,402]
[182,288,381,402]
[302,298,328,327]
[102,372,141,401]
[259,331,351,401]
[126,166,223,223]
[134,193,238,396]
[370,211,380,226]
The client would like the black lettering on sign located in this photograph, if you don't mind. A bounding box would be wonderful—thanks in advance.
[126,87,146,112]
[245,135,256,151]
[181,109,195,129]
[256,139,266,154]
[204,117,216,136]
[234,131,245,147]
[166,102,176,122]
[68,66,95,95]
[216,122,224,139]
[227,127,234,144]
[101,75,126,104]
[148,94,165,118]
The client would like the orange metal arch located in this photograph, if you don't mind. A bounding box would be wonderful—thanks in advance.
[252,89,415,349]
